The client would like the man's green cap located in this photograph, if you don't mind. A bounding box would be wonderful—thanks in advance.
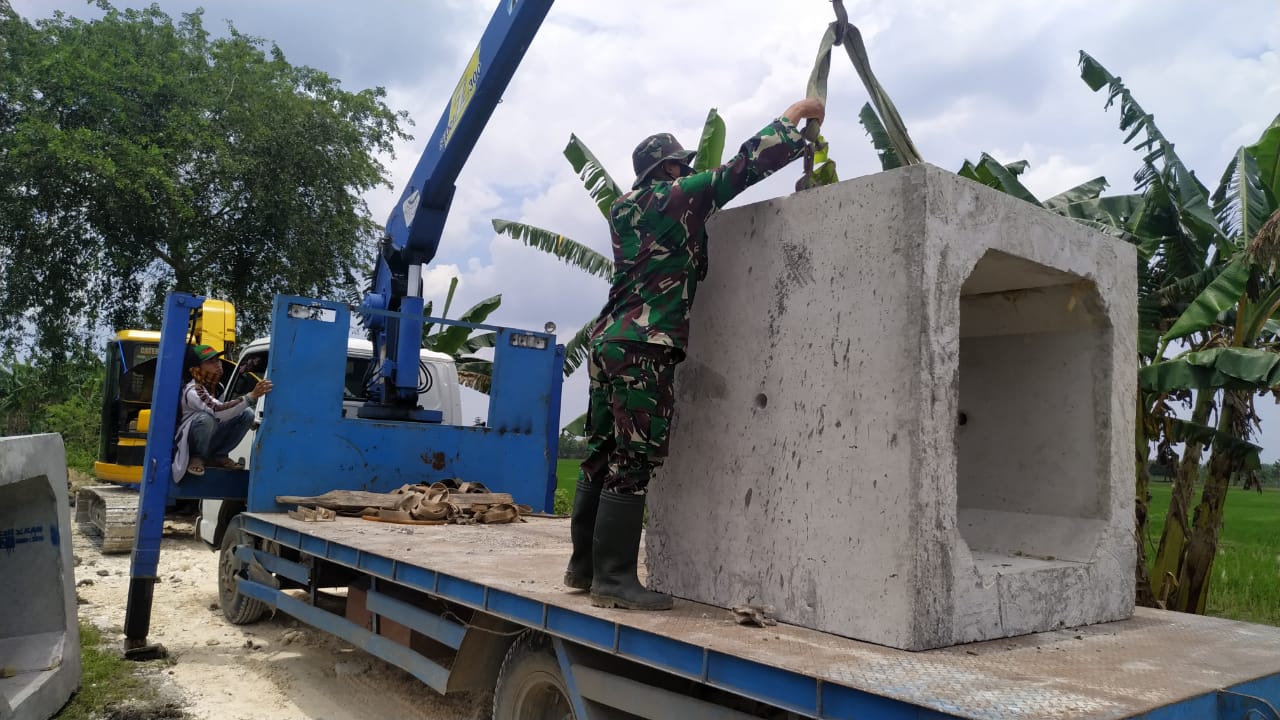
[192,344,221,362]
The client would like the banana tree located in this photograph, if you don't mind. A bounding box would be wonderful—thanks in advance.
[419,275,502,394]
[341,268,502,394]
[490,109,729,428]
[1138,145,1280,613]
[1080,52,1280,612]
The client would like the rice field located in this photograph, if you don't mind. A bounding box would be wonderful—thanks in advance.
[1145,481,1280,626]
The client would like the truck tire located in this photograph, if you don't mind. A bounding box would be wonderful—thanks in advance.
[218,518,268,625]
[212,499,246,548]
[492,632,577,720]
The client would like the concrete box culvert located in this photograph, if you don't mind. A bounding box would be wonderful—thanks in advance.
[0,434,82,719]
[645,164,1135,650]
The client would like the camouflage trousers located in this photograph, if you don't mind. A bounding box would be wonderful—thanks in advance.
[579,340,680,494]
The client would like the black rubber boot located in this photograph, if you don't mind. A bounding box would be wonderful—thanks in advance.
[563,478,602,590]
[589,491,673,610]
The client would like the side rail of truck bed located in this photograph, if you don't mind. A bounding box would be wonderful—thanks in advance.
[223,512,1280,720]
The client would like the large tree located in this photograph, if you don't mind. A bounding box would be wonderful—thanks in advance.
[0,0,408,360]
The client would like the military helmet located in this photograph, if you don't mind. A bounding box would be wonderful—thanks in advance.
[631,133,697,189]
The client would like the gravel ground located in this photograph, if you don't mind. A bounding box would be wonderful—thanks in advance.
[73,519,489,720]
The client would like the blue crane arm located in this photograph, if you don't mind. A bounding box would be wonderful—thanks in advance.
[363,0,554,414]
[386,0,554,267]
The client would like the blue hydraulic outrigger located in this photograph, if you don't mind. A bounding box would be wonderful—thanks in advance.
[123,0,560,651]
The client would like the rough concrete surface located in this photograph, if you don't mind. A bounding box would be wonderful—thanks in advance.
[0,434,81,719]
[646,164,1136,650]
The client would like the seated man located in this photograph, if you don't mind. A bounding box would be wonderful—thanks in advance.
[172,344,273,479]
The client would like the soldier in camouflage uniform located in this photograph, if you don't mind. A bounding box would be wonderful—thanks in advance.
[565,98,826,610]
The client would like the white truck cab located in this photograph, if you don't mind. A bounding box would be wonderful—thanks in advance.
[195,337,463,546]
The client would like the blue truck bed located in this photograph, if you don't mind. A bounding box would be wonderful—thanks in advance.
[240,511,1280,720]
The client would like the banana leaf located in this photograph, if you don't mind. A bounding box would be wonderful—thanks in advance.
[694,108,726,172]
[1139,346,1280,392]
[563,134,622,219]
[858,102,902,171]
[461,331,496,355]
[1213,148,1273,244]
[1247,114,1280,201]
[958,154,1041,206]
[1241,285,1280,343]
[1132,174,1217,287]
[561,411,588,437]
[1154,265,1224,308]
[1135,261,1165,357]
[456,358,493,394]
[427,294,502,357]
[421,277,458,339]
[561,319,593,378]
[439,276,459,326]
[1042,177,1108,211]
[1052,193,1143,229]
[491,219,614,280]
[1155,415,1262,469]
[1162,256,1247,342]
[1262,317,1280,339]
[1079,51,1227,252]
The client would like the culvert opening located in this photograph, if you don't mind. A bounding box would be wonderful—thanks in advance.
[956,250,1112,570]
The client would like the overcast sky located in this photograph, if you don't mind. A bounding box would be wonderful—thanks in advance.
[14,0,1280,459]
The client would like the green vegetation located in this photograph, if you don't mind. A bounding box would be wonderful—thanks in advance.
[1145,482,1280,626]
[556,458,579,493]
[54,623,152,720]
[0,1,408,361]
[1,358,103,475]
[552,458,579,515]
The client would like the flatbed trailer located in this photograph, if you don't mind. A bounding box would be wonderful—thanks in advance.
[122,295,1280,719]
[221,511,1280,720]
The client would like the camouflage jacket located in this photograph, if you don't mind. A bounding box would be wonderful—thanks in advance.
[591,117,805,351]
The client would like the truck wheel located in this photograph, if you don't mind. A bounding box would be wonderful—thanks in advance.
[212,499,246,548]
[218,518,267,625]
[493,632,576,720]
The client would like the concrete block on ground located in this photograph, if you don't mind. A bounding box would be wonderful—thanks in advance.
[1,434,81,719]
[646,163,1136,651]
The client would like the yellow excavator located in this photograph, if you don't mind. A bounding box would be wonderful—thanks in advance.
[77,299,236,552]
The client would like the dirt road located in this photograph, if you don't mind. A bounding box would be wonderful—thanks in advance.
[73,521,489,720]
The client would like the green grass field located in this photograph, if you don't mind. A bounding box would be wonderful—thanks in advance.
[556,458,579,492]
[556,460,1280,626]
[552,459,579,514]
[1145,482,1280,625]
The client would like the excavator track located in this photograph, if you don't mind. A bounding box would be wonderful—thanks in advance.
[75,485,139,554]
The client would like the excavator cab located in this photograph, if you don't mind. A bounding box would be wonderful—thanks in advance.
[94,330,161,484]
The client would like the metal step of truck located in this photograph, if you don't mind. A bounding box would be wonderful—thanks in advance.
[75,485,139,554]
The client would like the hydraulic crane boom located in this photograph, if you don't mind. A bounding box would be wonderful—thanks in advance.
[361,0,555,418]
